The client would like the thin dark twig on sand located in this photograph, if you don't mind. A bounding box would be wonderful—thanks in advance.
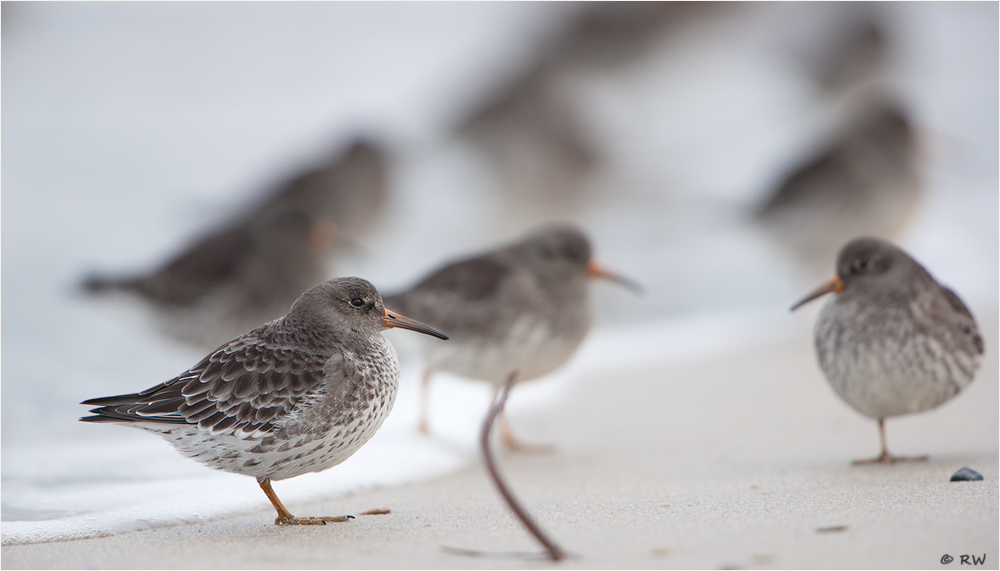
[440,546,555,560]
[480,370,567,562]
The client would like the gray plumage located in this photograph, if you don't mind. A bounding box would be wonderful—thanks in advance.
[813,20,889,95]
[456,3,694,220]
[385,224,637,448]
[387,226,593,384]
[82,141,388,349]
[757,102,922,266]
[792,237,983,463]
[82,277,446,524]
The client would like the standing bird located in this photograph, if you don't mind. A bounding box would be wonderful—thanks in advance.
[812,20,889,96]
[756,101,922,268]
[81,277,447,525]
[791,237,983,464]
[82,140,388,349]
[384,224,639,450]
[456,3,699,223]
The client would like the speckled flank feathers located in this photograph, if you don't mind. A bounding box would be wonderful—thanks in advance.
[82,277,447,524]
[793,237,983,464]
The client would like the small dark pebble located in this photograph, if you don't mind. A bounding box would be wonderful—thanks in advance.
[950,467,984,482]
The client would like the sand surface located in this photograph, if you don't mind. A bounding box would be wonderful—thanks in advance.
[3,313,997,569]
[2,3,997,569]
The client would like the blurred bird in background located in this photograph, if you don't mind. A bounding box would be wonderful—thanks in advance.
[2,1,995,545]
[754,98,923,271]
[83,140,388,349]
[456,2,711,224]
[751,5,927,274]
[812,20,888,97]
[383,224,640,451]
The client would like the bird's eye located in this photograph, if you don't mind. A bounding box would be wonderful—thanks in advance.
[350,298,365,308]
[852,258,869,273]
[562,246,582,263]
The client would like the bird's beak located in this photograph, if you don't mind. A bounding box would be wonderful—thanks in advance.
[587,259,643,295]
[790,274,844,311]
[382,308,449,340]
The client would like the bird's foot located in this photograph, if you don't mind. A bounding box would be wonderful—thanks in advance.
[274,514,355,525]
[502,435,555,454]
[852,452,928,465]
[497,404,553,453]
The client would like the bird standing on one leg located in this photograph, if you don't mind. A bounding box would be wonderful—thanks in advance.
[791,237,983,464]
[384,224,639,451]
[81,277,447,525]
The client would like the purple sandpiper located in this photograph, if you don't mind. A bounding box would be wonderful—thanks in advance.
[791,237,983,464]
[383,224,639,451]
[756,101,922,269]
[82,277,447,525]
[82,140,388,349]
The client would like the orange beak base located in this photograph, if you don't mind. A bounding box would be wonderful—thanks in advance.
[382,309,448,340]
[790,274,844,311]
[587,259,643,294]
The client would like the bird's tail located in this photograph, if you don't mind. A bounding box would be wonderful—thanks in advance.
[80,393,186,425]
[80,273,141,295]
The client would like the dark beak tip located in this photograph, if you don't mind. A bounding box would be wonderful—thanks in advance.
[790,274,842,312]
[789,294,820,312]
[607,273,644,295]
[382,310,448,340]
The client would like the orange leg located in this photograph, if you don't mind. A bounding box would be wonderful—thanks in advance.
[498,404,553,454]
[417,369,433,435]
[258,478,354,525]
[853,418,928,465]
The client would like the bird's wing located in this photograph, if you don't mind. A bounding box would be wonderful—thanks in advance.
[82,330,338,436]
[383,254,534,336]
[758,150,853,215]
[938,286,984,356]
[407,256,509,301]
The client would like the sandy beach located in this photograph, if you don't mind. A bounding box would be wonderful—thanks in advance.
[4,310,996,570]
[2,4,997,568]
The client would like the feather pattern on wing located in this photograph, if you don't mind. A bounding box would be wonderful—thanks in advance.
[81,320,338,436]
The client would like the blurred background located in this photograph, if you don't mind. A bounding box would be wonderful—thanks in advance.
[2,2,996,542]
